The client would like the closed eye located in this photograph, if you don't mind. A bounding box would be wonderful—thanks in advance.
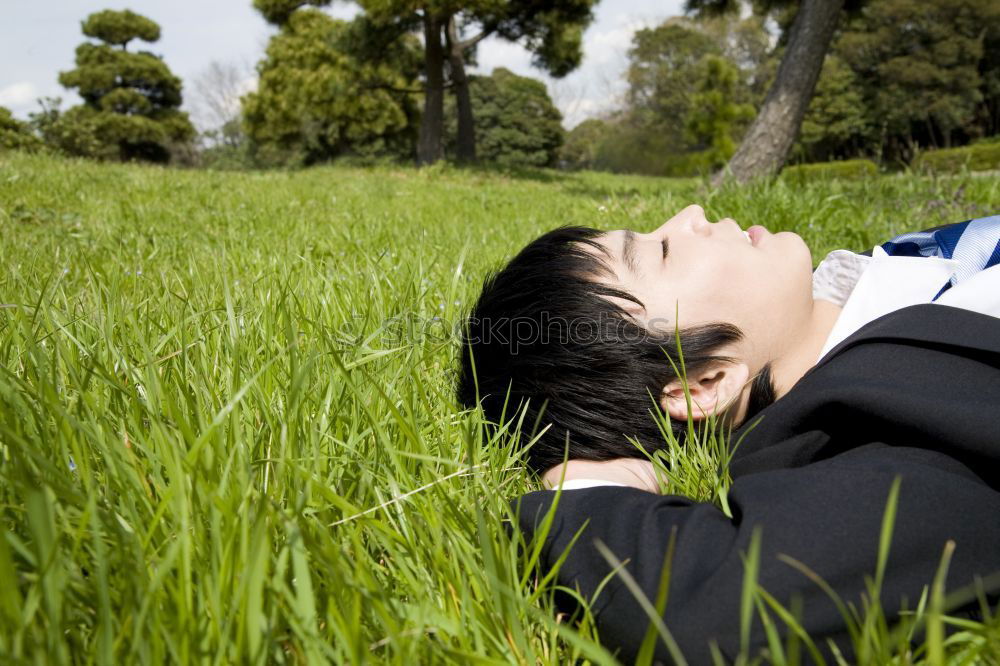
[661,238,669,260]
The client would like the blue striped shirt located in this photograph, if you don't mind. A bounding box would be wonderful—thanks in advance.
[881,215,1000,299]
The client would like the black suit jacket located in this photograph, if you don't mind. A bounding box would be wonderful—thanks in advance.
[515,304,1000,664]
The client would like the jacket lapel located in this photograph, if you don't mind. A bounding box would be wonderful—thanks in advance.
[813,303,1000,372]
[730,304,1000,480]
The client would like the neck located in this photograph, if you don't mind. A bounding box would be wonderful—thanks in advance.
[770,298,842,399]
[541,458,660,493]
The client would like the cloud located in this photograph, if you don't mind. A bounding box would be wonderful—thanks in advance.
[0,82,39,111]
[471,37,535,75]
[238,75,258,96]
[583,24,638,67]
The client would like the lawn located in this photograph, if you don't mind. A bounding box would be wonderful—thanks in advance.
[0,151,998,663]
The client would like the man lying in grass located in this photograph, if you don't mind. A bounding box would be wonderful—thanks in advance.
[457,206,1000,663]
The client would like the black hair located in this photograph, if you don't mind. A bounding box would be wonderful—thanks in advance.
[455,225,777,474]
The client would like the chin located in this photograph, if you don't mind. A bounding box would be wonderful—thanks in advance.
[778,231,812,266]
[774,232,814,289]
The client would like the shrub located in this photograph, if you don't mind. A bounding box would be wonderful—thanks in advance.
[781,158,879,182]
[0,107,45,153]
[913,142,1000,172]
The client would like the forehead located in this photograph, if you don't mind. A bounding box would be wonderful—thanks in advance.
[577,229,629,262]
[573,230,629,280]
[574,231,648,316]
[592,229,640,280]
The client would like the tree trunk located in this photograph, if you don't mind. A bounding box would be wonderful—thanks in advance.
[926,117,939,150]
[446,16,477,165]
[714,0,847,184]
[417,13,445,166]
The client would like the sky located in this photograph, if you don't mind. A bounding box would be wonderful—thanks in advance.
[1,0,686,130]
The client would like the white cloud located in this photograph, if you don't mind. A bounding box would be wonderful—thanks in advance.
[584,25,638,66]
[0,82,39,110]
[471,37,535,75]
[238,75,258,96]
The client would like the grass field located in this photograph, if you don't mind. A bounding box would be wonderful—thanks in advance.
[1,151,998,664]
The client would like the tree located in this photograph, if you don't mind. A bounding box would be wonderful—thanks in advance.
[794,53,870,162]
[560,118,609,170]
[242,10,420,166]
[186,60,255,167]
[55,9,194,162]
[592,112,684,175]
[696,12,777,106]
[80,9,160,49]
[254,0,598,166]
[597,16,761,176]
[438,1,597,164]
[836,0,999,160]
[444,68,564,168]
[626,19,722,127]
[684,55,756,172]
[688,0,864,183]
[979,12,1000,137]
[787,0,1000,164]
[0,107,44,153]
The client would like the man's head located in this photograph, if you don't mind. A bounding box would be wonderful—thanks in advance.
[455,205,814,473]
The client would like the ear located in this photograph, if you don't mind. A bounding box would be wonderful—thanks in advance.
[659,360,751,422]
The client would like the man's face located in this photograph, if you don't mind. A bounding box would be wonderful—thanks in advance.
[591,204,815,368]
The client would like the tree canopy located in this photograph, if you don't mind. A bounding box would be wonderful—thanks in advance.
[794,54,869,161]
[81,9,161,49]
[53,9,194,162]
[563,15,762,175]
[559,118,608,170]
[563,0,1000,176]
[795,0,1000,163]
[444,67,564,168]
[0,107,44,153]
[684,55,756,172]
[242,9,420,166]
[686,0,861,182]
[252,0,597,165]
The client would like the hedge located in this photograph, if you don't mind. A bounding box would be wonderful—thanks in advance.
[913,142,1000,173]
[781,158,879,182]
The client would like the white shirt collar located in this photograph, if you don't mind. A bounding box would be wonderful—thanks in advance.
[814,247,960,361]
[812,249,873,307]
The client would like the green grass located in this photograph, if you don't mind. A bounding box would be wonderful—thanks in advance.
[0,151,998,664]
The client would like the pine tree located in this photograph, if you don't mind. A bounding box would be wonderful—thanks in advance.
[54,9,194,162]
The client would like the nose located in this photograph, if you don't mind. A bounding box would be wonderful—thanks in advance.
[684,205,706,225]
[653,204,708,237]
[684,205,710,235]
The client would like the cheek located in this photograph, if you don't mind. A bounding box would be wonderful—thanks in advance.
[678,263,755,325]
[713,249,789,318]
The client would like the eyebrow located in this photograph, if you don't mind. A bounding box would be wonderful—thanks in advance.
[622,230,639,276]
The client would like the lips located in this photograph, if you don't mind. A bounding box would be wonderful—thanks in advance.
[746,225,768,246]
